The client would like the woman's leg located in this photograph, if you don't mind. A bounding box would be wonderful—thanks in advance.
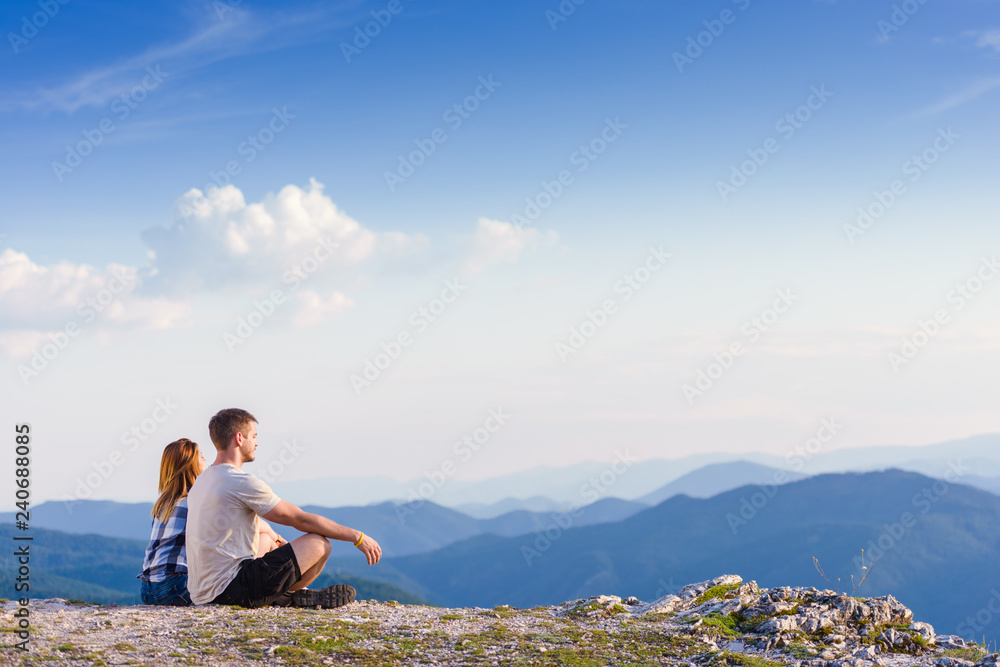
[256,532,277,558]
[147,574,192,606]
[140,579,155,605]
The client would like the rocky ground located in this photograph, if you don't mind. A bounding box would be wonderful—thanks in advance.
[1,575,997,666]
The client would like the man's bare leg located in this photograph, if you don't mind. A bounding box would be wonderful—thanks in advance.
[287,533,331,591]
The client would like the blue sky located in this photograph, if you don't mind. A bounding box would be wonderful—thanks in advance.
[1,0,999,504]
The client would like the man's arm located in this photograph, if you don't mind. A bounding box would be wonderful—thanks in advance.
[262,500,382,565]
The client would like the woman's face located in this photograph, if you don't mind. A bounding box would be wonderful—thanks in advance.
[196,450,208,475]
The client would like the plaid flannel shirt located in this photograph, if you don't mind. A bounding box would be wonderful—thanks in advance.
[139,497,188,582]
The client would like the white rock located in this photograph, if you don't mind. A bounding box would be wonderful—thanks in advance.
[724,640,746,653]
[642,594,681,615]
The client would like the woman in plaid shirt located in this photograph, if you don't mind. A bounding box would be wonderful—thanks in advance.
[139,438,206,606]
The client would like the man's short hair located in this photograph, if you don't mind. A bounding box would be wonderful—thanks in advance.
[208,408,258,451]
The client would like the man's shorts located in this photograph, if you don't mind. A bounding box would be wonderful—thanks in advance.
[211,543,301,608]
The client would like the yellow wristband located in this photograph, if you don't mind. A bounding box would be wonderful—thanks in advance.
[354,532,364,547]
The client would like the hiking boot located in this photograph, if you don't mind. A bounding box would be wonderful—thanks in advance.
[290,585,356,609]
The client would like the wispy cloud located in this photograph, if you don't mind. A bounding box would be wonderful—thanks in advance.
[915,77,1000,116]
[0,6,349,114]
[966,28,1000,52]
[459,219,559,276]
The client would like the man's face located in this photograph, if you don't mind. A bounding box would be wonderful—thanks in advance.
[237,422,259,463]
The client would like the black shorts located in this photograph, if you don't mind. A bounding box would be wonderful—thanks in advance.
[211,543,301,608]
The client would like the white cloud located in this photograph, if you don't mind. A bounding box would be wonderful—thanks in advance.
[142,179,427,294]
[459,218,559,276]
[0,248,191,355]
[291,290,355,328]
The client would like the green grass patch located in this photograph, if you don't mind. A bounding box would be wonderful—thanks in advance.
[694,583,742,606]
[939,646,988,662]
[700,613,740,639]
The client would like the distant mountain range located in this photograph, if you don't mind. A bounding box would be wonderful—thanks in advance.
[265,433,1000,507]
[637,461,807,506]
[324,469,1000,646]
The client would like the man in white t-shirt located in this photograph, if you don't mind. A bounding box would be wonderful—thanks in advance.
[186,408,382,608]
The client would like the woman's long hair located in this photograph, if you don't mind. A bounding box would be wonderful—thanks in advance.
[151,438,201,523]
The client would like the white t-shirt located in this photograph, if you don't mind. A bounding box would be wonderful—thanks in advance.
[185,464,281,605]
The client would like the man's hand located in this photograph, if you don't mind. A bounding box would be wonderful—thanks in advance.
[357,534,382,565]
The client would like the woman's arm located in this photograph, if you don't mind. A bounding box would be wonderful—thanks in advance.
[258,518,285,546]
